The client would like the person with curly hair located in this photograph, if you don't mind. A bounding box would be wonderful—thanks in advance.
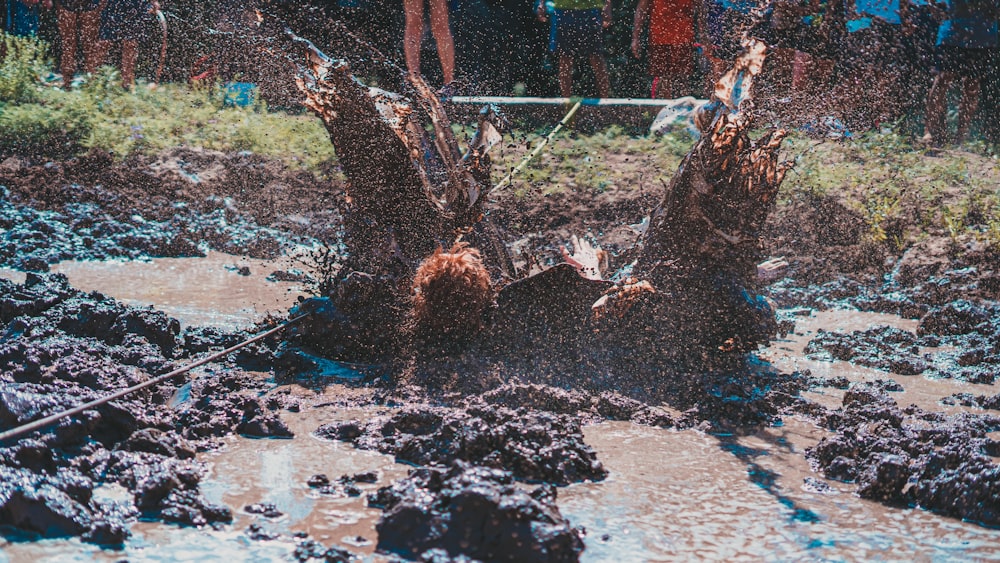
[411,243,493,349]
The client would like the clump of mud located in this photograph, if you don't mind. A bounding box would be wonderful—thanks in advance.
[0,149,342,270]
[317,403,606,485]
[941,392,1000,411]
[803,301,1000,384]
[807,384,1000,526]
[0,273,291,543]
[369,461,584,562]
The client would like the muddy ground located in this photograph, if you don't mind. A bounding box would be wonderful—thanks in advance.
[2,140,1000,560]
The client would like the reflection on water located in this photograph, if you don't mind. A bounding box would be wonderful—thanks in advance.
[3,262,1000,562]
[763,309,1000,412]
[566,419,1000,562]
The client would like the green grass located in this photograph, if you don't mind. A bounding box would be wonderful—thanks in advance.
[488,123,695,197]
[0,32,335,172]
[779,129,1000,249]
[4,30,998,250]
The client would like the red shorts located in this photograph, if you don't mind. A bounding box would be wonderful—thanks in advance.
[649,44,695,77]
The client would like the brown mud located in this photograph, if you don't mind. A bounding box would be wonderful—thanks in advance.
[2,41,1000,559]
[0,148,342,271]
[3,134,1000,559]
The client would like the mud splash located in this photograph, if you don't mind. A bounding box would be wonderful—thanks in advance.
[4,276,1000,561]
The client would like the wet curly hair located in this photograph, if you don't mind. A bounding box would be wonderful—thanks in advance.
[411,242,493,344]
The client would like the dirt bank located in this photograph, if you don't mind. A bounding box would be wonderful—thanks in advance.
[0,148,343,271]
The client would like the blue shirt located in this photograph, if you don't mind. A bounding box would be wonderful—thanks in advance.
[937,0,998,48]
[853,0,902,25]
[714,0,757,13]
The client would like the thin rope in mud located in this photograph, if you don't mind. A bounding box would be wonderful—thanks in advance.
[490,101,582,195]
[0,313,310,444]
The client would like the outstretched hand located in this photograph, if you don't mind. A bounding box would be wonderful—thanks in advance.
[757,257,789,281]
[561,235,605,281]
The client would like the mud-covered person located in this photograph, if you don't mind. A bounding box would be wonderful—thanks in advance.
[98,0,159,90]
[54,0,101,89]
[923,0,998,145]
[536,0,613,97]
[631,0,707,98]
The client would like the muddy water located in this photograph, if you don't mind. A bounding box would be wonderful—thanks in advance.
[0,252,307,328]
[3,256,1000,562]
[763,310,1000,412]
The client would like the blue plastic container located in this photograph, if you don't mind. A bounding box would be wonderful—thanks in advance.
[223,82,257,108]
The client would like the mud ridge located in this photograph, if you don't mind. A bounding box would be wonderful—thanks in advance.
[0,273,293,544]
[807,384,1000,527]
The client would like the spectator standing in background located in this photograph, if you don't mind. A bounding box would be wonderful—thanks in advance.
[705,0,756,83]
[631,0,704,98]
[537,0,613,97]
[792,0,844,99]
[840,0,910,127]
[923,0,998,145]
[403,0,456,89]
[6,0,48,37]
[99,0,158,89]
[55,0,101,89]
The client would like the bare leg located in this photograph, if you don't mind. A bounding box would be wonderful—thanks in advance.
[791,50,811,95]
[654,74,682,99]
[121,39,138,89]
[558,54,574,97]
[80,8,101,74]
[57,9,78,88]
[653,75,669,99]
[403,0,425,79]
[956,76,981,144]
[427,0,455,84]
[923,72,951,144]
[589,53,610,98]
[793,52,834,110]
[768,47,795,92]
[95,40,111,73]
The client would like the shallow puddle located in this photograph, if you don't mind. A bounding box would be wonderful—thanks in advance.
[763,309,1000,413]
[564,420,1000,561]
[3,264,1000,561]
[0,252,307,329]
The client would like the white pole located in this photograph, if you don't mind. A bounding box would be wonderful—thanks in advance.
[450,96,708,107]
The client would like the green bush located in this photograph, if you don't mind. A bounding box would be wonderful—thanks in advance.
[0,92,96,155]
[0,32,50,104]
